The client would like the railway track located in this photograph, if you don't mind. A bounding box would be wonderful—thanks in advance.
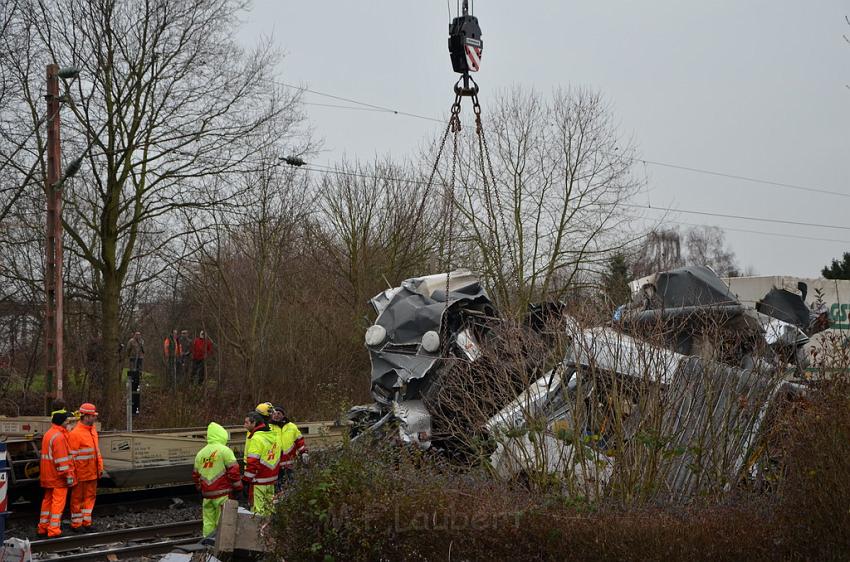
[30,519,203,561]
[8,484,200,521]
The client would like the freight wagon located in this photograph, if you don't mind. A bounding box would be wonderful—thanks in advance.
[0,417,346,503]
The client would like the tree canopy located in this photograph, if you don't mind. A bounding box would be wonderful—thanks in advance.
[822,252,850,280]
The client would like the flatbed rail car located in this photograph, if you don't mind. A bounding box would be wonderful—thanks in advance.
[0,417,347,502]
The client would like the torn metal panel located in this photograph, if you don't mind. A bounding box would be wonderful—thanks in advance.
[630,266,739,309]
[757,287,812,329]
[657,356,784,502]
[489,433,613,493]
[484,367,568,434]
[757,286,830,339]
[348,400,432,449]
[568,325,689,386]
[393,400,432,449]
[365,269,494,404]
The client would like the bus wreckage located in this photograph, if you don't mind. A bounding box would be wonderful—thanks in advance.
[348,266,828,501]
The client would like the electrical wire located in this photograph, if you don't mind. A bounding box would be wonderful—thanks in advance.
[275,81,444,124]
[637,158,849,200]
[273,82,846,200]
[290,163,850,235]
[627,215,850,245]
[624,203,850,232]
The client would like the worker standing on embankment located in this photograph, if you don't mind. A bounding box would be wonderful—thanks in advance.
[68,402,103,532]
[37,407,77,538]
[192,422,242,539]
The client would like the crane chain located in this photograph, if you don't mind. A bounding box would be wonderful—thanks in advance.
[472,94,516,295]
[443,95,462,313]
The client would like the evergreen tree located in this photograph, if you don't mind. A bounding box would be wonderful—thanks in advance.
[602,253,632,307]
[822,252,850,280]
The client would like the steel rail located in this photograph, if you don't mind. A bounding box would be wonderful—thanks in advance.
[41,537,201,561]
[30,519,202,554]
[8,484,199,520]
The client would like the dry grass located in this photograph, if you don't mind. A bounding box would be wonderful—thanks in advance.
[267,320,850,562]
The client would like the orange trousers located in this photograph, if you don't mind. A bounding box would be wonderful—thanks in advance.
[70,480,97,528]
[38,487,68,537]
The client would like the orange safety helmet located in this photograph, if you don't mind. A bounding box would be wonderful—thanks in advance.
[78,402,98,416]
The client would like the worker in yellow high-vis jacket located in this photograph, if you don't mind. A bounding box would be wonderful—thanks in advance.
[242,411,280,515]
[268,404,308,491]
[193,422,242,538]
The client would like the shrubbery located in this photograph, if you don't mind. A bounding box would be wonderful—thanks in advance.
[269,373,850,561]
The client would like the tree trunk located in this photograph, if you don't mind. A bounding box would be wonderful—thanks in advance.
[100,272,122,427]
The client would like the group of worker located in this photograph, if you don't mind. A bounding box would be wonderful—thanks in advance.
[192,402,308,539]
[36,399,306,541]
[37,401,103,538]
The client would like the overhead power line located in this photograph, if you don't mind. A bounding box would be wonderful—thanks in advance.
[289,162,850,235]
[277,81,445,124]
[638,158,849,200]
[628,215,850,245]
[626,203,850,233]
[276,81,846,200]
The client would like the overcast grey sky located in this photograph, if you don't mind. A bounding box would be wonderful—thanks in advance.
[239,1,849,278]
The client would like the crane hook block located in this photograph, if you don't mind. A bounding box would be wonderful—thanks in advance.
[448,12,482,74]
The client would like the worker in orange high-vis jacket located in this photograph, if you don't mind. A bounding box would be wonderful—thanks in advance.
[68,403,104,532]
[38,409,77,538]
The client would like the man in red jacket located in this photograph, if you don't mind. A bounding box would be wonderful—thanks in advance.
[191,330,214,385]
[38,408,77,537]
[68,403,104,532]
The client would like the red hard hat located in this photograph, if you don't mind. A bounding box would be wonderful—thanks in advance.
[79,403,98,416]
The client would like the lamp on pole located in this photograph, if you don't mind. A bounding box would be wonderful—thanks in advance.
[44,63,79,409]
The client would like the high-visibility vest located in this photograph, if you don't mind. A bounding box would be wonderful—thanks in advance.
[193,422,242,499]
[68,422,103,482]
[40,425,76,488]
[243,426,280,486]
[279,422,307,470]
[163,337,182,357]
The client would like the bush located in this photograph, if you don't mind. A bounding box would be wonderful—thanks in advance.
[268,372,850,562]
[774,373,850,559]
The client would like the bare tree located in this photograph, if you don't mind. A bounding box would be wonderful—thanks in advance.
[452,87,642,316]
[683,226,739,277]
[632,226,740,278]
[310,159,442,309]
[185,156,313,403]
[1,0,307,421]
[632,228,684,279]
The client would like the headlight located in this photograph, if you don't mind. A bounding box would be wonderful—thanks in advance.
[421,330,440,353]
[365,324,387,347]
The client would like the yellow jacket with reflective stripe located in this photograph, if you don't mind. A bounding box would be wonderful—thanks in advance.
[278,422,306,470]
[243,424,280,485]
[193,422,242,499]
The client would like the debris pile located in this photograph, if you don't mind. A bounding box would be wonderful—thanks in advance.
[349,266,827,501]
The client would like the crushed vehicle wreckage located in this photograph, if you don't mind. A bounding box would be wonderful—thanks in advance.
[348,266,825,501]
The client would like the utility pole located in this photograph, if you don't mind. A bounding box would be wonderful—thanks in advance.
[44,63,64,407]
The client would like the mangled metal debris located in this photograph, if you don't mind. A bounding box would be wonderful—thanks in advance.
[623,265,827,373]
[351,270,495,448]
[365,269,493,405]
[351,265,822,502]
